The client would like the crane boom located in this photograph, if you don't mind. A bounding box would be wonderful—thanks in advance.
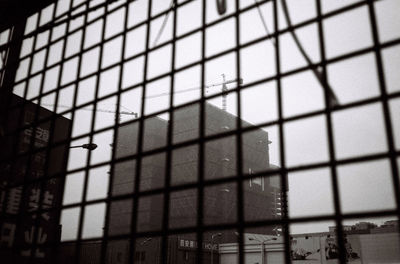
[42,75,242,114]
[204,77,241,89]
[41,103,138,118]
[145,76,243,106]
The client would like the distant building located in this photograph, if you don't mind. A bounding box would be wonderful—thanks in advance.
[280,224,400,264]
[353,222,377,231]
[329,221,381,235]
[371,220,399,234]
[328,225,353,233]
[107,103,286,263]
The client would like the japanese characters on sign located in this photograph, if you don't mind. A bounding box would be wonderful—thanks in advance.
[178,238,218,251]
[0,94,70,263]
[21,226,48,258]
[28,188,54,221]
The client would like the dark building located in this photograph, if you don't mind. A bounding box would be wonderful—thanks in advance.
[106,103,285,263]
[0,94,71,263]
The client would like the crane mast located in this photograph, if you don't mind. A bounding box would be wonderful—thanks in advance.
[220,74,243,111]
[221,74,228,111]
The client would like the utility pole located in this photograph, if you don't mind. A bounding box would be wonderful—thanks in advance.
[210,233,222,264]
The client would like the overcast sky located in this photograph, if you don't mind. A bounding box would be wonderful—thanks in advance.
[8,0,400,237]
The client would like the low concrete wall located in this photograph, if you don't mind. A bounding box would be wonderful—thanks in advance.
[219,241,285,264]
[358,233,400,264]
[219,233,400,264]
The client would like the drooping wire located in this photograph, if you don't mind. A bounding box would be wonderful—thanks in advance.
[253,0,275,46]
[145,77,241,99]
[255,0,339,108]
[280,0,339,108]
[152,0,175,48]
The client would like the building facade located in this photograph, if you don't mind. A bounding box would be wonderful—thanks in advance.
[0,94,70,263]
[107,103,285,263]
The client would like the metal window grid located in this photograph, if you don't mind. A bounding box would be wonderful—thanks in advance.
[0,0,399,263]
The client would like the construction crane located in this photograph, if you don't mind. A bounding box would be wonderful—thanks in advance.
[221,74,228,111]
[41,103,138,121]
[146,74,243,111]
[42,75,241,116]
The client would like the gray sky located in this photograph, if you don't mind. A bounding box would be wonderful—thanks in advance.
[8,0,400,238]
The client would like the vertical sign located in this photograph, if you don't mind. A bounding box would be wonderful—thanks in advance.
[0,94,70,263]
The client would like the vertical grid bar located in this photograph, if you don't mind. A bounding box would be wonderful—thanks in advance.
[161,1,177,264]
[0,29,13,87]
[273,0,291,263]
[100,0,130,263]
[130,0,153,263]
[196,0,207,263]
[315,1,346,263]
[367,1,400,230]
[43,3,76,262]
[73,1,96,263]
[11,10,42,262]
[0,19,24,264]
[233,1,245,264]
[27,3,61,263]
[49,0,76,242]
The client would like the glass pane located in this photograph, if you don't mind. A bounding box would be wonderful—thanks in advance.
[82,203,106,238]
[333,103,388,159]
[324,7,372,59]
[338,159,396,214]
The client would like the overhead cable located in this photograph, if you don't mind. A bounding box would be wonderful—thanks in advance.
[280,0,339,108]
[146,77,241,99]
[152,0,175,48]
[253,0,275,46]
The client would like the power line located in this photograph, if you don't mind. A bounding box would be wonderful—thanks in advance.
[40,103,138,117]
[253,0,275,46]
[146,86,202,99]
[145,77,242,99]
[152,0,175,48]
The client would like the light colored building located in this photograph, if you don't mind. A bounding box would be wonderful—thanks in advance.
[219,231,400,264]
[219,234,285,264]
